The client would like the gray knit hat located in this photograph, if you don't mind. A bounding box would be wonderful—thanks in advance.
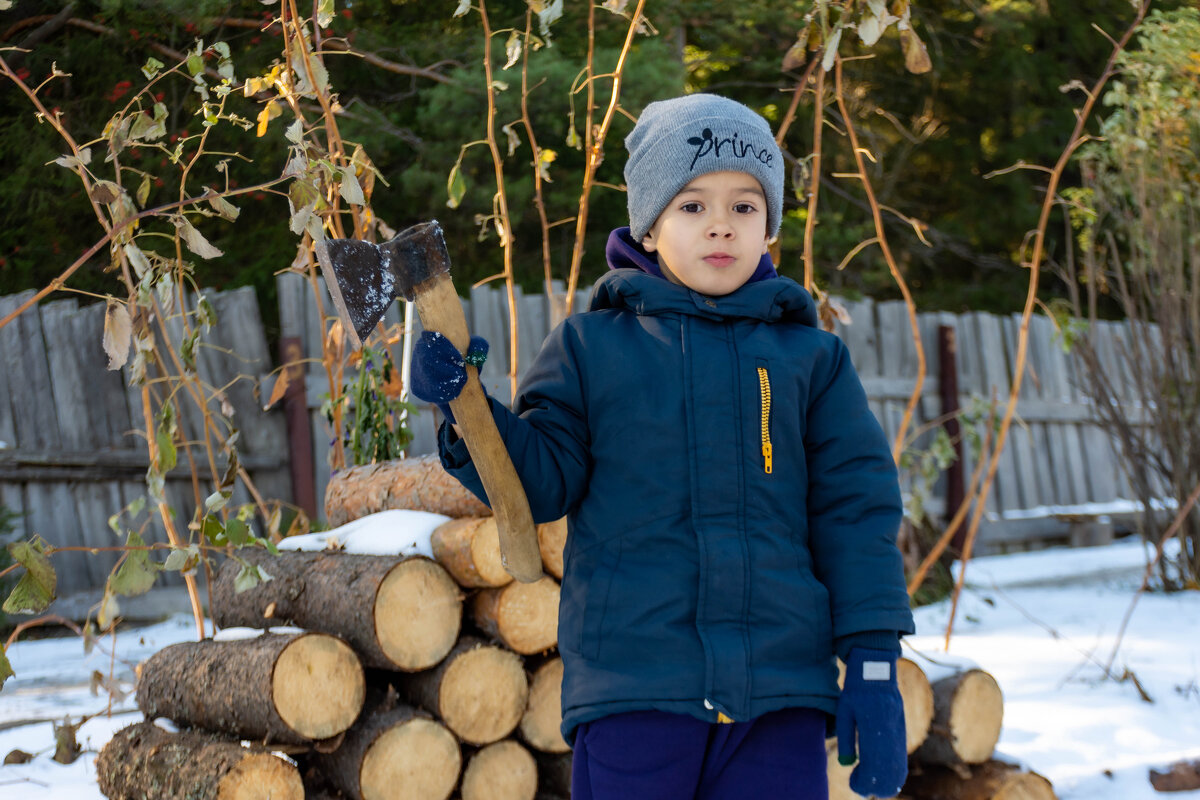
[624,93,784,242]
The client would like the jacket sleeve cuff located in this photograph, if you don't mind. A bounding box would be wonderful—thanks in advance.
[836,630,901,662]
[437,419,472,470]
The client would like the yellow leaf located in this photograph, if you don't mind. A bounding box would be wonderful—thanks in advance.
[256,101,283,138]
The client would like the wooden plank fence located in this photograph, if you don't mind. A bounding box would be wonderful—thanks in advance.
[278,273,1163,553]
[0,277,1169,609]
[0,288,289,605]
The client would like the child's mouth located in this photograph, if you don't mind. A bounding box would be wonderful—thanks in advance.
[704,254,735,268]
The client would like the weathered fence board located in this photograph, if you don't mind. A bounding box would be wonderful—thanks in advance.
[0,286,288,605]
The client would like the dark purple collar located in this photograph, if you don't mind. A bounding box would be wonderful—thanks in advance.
[604,227,778,283]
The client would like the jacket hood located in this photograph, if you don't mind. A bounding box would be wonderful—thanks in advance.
[596,229,817,326]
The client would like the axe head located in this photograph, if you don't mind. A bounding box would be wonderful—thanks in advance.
[315,221,451,349]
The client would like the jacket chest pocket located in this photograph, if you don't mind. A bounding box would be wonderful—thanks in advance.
[756,358,773,475]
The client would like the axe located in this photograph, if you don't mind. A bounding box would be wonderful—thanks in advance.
[315,222,544,583]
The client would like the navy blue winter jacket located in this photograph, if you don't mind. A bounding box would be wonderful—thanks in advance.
[439,235,914,740]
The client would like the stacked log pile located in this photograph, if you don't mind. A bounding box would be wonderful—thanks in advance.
[99,454,1054,800]
[828,654,1057,800]
[98,456,568,800]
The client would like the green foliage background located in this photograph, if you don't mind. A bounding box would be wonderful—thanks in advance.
[0,0,1185,329]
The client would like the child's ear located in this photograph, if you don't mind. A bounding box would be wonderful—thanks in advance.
[761,236,771,255]
[642,231,659,253]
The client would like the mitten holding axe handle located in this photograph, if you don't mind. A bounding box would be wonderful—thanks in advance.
[410,271,544,584]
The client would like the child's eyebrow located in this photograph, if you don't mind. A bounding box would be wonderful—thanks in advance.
[678,185,765,197]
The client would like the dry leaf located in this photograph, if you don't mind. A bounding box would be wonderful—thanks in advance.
[782,25,810,71]
[901,28,932,74]
[383,362,404,400]
[175,216,224,259]
[103,300,132,371]
[264,368,291,410]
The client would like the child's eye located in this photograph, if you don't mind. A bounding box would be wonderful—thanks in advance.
[680,201,703,213]
[734,203,758,214]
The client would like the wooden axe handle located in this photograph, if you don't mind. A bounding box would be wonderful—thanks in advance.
[411,272,544,583]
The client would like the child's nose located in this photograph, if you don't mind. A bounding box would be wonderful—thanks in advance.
[707,214,734,238]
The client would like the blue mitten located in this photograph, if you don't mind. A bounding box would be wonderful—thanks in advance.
[836,647,907,798]
[409,331,489,424]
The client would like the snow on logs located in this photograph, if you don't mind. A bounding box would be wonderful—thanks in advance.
[135,632,364,744]
[96,721,304,800]
[212,549,462,672]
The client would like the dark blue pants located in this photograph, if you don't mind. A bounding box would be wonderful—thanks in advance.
[570,707,829,800]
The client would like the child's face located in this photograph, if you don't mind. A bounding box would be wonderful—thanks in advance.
[641,170,771,297]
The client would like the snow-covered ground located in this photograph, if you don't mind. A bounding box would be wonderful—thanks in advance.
[1,530,1198,799]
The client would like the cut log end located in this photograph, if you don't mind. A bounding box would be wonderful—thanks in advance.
[947,670,1004,763]
[520,658,569,754]
[898,657,934,754]
[359,717,461,800]
[916,668,1005,768]
[432,517,511,588]
[375,558,462,671]
[462,740,538,800]
[218,752,305,800]
[537,518,567,580]
[273,634,364,740]
[97,722,304,800]
[473,577,560,655]
[441,644,529,745]
[136,633,364,744]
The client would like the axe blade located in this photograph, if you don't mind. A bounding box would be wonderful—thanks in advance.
[315,238,397,349]
[315,222,451,349]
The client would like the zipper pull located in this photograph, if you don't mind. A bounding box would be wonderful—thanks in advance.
[762,442,773,474]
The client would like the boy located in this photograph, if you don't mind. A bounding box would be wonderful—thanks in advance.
[412,94,914,799]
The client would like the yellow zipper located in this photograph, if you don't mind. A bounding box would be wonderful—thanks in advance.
[757,365,772,474]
